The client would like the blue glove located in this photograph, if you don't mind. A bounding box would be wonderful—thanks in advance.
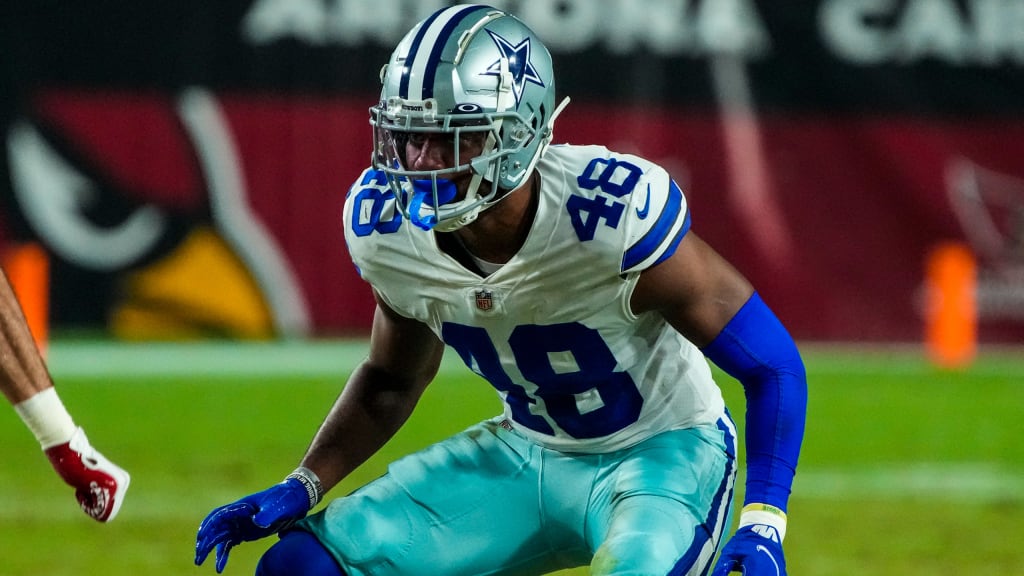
[711,525,787,576]
[195,478,311,573]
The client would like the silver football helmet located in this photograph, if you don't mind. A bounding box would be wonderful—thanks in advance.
[370,4,569,231]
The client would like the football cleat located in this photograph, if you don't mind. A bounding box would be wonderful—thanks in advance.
[45,427,130,522]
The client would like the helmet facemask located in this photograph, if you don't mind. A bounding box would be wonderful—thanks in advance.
[370,63,519,231]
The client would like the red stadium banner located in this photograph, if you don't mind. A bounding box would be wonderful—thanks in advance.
[2,0,1022,343]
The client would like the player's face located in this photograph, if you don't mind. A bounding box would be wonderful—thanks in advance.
[404,131,490,198]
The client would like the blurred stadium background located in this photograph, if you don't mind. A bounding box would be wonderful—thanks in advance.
[1,1,1022,574]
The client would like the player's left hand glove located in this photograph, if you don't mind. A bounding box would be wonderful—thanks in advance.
[711,524,787,576]
[194,476,313,573]
[44,426,130,523]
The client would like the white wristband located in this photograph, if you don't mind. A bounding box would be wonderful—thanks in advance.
[13,387,77,449]
[739,503,788,542]
[286,466,324,510]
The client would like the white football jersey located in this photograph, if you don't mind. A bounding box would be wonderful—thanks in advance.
[343,144,725,453]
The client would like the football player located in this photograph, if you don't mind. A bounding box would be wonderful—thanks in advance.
[1,268,130,522]
[196,4,806,575]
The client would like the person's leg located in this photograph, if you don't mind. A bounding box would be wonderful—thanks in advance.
[588,418,738,576]
[297,419,562,576]
[257,530,345,576]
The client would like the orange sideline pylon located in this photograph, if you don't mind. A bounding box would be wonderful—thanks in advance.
[2,243,50,357]
[924,242,977,368]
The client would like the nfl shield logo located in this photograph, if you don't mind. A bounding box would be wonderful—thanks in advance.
[475,289,493,311]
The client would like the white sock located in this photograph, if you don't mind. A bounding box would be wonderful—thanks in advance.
[13,387,77,449]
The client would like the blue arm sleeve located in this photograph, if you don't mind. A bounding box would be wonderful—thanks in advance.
[700,292,807,512]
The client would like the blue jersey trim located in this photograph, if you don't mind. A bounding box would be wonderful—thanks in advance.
[651,210,690,268]
[700,293,807,511]
[621,179,686,271]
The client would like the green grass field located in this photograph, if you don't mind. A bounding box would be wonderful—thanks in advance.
[2,341,1022,575]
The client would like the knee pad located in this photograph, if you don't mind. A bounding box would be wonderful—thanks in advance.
[256,530,345,576]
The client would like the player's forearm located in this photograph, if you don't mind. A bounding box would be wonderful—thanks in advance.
[700,292,808,511]
[299,361,427,492]
[0,270,53,404]
[2,272,79,449]
[741,375,806,509]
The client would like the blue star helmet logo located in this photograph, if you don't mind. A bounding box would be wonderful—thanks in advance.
[482,30,545,106]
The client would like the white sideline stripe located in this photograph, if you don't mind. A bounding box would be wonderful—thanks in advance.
[46,340,466,379]
[797,343,1024,378]
[794,463,1024,502]
[2,464,1019,523]
[46,341,1024,379]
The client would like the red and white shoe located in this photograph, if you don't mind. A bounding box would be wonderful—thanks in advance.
[45,427,130,522]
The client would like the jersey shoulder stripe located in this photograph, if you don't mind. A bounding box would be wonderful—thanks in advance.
[621,178,690,273]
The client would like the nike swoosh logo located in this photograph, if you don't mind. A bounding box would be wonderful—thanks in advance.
[636,184,651,219]
[756,544,781,576]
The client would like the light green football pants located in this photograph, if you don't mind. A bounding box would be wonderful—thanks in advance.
[299,416,737,576]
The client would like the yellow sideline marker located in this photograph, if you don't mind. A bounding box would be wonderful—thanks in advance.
[923,241,977,368]
[2,242,50,357]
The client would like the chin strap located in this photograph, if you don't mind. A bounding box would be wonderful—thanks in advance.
[408,176,458,231]
[406,187,437,231]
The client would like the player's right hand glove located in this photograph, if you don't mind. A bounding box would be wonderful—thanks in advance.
[711,524,787,576]
[44,426,130,523]
[194,477,312,573]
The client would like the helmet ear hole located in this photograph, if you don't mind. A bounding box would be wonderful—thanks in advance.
[534,103,546,130]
